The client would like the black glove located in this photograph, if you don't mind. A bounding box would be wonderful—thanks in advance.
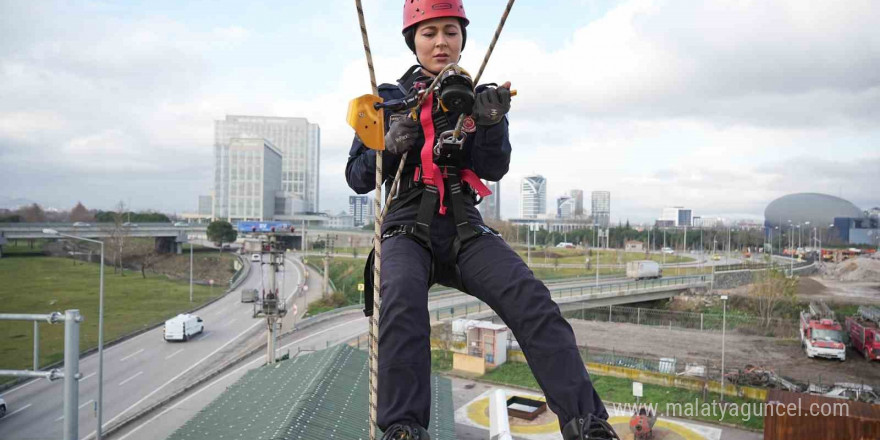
[384,112,420,155]
[472,86,511,126]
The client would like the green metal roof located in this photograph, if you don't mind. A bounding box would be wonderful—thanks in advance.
[167,344,455,440]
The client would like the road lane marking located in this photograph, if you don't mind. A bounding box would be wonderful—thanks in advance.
[119,348,144,362]
[227,318,237,325]
[54,400,96,421]
[165,349,184,360]
[82,319,265,440]
[80,372,96,381]
[6,403,32,418]
[117,318,363,440]
[119,372,143,386]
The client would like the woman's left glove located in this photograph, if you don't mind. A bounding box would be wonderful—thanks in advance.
[472,86,511,126]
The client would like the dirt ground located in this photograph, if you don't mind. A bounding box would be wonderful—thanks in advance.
[719,275,880,306]
[570,319,880,387]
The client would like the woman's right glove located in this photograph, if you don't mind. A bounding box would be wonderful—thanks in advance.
[384,112,421,155]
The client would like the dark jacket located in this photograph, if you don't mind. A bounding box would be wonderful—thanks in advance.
[345,66,512,233]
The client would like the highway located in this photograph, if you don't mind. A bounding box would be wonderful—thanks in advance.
[0,248,747,439]
[0,255,306,440]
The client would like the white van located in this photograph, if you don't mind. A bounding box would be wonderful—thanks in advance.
[163,313,204,341]
[251,253,261,262]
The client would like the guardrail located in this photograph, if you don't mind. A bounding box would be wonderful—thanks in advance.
[427,275,710,322]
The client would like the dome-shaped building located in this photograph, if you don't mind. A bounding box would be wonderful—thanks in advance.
[764,193,862,229]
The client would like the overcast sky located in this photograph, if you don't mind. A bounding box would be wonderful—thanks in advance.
[1,0,878,222]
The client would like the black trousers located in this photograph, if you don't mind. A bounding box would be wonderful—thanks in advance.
[377,215,608,431]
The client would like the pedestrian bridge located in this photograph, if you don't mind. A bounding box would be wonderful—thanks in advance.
[428,275,712,323]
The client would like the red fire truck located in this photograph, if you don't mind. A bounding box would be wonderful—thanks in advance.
[846,306,880,361]
[800,302,846,361]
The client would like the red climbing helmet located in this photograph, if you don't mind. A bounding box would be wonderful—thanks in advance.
[402,0,469,32]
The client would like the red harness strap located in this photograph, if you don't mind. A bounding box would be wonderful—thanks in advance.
[418,92,493,215]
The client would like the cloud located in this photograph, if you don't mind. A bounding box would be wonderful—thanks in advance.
[0,0,878,222]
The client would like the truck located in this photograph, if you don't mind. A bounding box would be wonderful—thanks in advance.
[800,301,846,361]
[845,306,880,361]
[626,260,662,280]
[163,313,204,342]
[241,288,259,303]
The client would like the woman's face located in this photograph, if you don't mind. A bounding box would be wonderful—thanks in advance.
[414,17,462,75]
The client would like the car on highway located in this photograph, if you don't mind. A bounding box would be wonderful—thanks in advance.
[163,313,204,342]
[251,253,261,262]
[72,222,91,227]
[661,247,674,254]
[122,222,138,227]
[173,222,188,227]
[712,254,722,261]
[0,397,6,418]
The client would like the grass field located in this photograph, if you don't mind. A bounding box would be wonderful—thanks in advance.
[479,361,763,431]
[0,243,232,384]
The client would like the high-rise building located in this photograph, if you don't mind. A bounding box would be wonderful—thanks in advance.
[569,189,584,216]
[660,207,692,227]
[198,195,213,217]
[520,175,547,218]
[223,138,282,221]
[557,196,575,218]
[214,115,320,219]
[591,191,611,227]
[479,181,501,220]
[349,195,371,227]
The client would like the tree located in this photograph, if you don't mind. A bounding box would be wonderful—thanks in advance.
[207,221,237,248]
[108,201,129,275]
[128,239,163,279]
[69,201,94,222]
[19,203,46,222]
[749,268,798,326]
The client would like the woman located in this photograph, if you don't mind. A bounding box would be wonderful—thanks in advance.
[346,2,618,439]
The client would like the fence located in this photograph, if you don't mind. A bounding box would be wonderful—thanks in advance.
[563,304,799,338]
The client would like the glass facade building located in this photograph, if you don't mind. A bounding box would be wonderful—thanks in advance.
[214,115,320,219]
[591,191,611,227]
[223,138,282,221]
[520,175,547,219]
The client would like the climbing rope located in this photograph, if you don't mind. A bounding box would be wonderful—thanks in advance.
[353,1,381,439]
[353,2,515,438]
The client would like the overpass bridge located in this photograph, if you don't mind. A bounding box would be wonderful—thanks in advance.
[428,275,712,323]
[0,223,201,257]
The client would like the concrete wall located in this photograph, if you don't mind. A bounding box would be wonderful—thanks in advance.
[713,263,817,289]
[453,352,486,375]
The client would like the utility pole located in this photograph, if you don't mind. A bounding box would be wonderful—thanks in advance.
[252,233,287,365]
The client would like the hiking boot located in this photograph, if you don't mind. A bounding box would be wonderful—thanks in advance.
[562,414,621,440]
[381,422,431,440]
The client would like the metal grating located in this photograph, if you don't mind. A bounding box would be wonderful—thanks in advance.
[167,344,455,440]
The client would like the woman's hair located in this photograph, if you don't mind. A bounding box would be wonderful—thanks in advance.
[404,18,467,54]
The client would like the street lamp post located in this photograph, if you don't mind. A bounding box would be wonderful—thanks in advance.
[720,294,728,403]
[43,228,105,439]
[189,233,194,303]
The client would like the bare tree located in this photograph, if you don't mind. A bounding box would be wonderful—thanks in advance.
[749,268,798,326]
[128,239,163,279]
[18,203,47,222]
[69,201,94,222]
[107,201,129,275]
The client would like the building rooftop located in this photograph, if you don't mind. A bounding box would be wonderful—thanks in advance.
[167,344,455,440]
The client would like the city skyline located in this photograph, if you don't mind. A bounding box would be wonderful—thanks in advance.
[1,1,878,223]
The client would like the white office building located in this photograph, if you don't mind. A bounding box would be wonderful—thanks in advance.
[224,138,282,221]
[214,115,320,219]
[520,175,547,219]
